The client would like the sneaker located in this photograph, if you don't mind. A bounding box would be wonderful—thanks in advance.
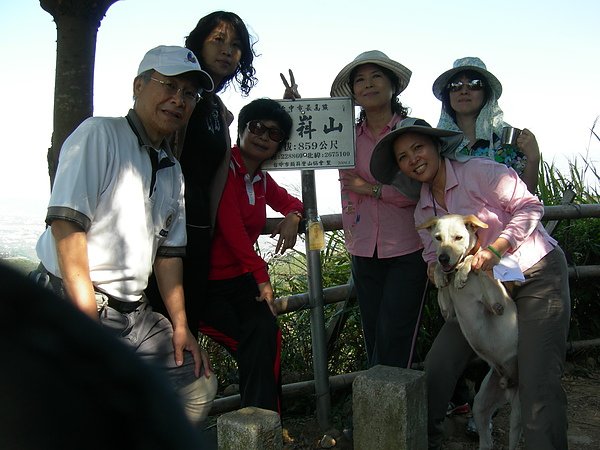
[446,402,471,416]
[465,416,492,437]
[465,416,478,436]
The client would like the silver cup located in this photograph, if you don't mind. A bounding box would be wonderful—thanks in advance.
[501,126,521,146]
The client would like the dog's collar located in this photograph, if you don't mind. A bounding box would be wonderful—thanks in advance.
[468,239,481,257]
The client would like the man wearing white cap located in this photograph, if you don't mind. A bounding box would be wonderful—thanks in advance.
[34,45,216,425]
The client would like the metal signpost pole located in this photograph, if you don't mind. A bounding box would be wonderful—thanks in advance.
[301,169,332,430]
[269,97,354,431]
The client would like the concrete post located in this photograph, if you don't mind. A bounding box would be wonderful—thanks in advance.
[353,365,427,450]
[217,407,282,450]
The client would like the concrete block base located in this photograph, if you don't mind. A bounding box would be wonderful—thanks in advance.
[353,365,427,450]
[217,406,282,450]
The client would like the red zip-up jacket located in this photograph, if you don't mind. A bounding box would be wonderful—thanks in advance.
[208,145,304,284]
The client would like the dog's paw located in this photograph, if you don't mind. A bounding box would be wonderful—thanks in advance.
[453,271,468,289]
[439,302,455,321]
[453,256,473,289]
[492,302,505,316]
[433,270,448,288]
[440,308,455,321]
[437,288,455,320]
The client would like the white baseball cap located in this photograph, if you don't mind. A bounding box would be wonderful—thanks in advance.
[137,45,214,92]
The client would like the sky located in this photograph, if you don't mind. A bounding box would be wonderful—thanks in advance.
[1,0,599,218]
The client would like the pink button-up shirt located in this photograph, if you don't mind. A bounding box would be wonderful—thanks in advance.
[415,157,556,273]
[340,115,423,258]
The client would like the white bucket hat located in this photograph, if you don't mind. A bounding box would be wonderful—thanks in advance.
[330,50,411,98]
[370,117,464,200]
[138,45,214,93]
[432,57,502,100]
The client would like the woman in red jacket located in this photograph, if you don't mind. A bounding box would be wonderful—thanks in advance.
[202,98,303,413]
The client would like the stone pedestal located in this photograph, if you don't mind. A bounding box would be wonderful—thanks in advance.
[353,365,427,450]
[217,406,282,450]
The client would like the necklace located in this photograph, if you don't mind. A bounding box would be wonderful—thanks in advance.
[429,186,438,217]
[429,157,444,217]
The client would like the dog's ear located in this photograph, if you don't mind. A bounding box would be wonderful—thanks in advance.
[416,216,439,231]
[463,214,488,230]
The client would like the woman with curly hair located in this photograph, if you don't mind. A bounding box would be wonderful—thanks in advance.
[147,11,258,338]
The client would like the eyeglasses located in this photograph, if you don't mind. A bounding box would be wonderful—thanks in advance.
[150,77,201,103]
[247,120,286,143]
[446,79,485,92]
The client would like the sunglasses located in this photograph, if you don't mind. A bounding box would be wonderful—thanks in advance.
[247,120,286,143]
[446,79,485,92]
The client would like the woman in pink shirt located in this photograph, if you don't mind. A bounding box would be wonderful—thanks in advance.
[329,51,428,369]
[370,118,570,449]
[434,57,543,434]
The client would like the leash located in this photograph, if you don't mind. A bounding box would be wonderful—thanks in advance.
[406,278,430,369]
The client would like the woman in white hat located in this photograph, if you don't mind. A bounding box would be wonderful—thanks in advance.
[433,57,540,193]
[370,117,570,450]
[328,51,428,370]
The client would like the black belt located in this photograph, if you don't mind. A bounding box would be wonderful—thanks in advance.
[106,297,144,313]
[30,264,143,314]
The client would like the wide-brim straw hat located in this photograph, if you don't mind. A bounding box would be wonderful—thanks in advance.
[330,50,411,98]
[432,56,502,101]
[370,117,464,200]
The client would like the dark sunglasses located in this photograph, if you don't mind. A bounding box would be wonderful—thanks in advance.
[446,79,485,92]
[247,120,286,143]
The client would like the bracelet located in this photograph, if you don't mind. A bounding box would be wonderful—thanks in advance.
[289,211,303,220]
[486,245,502,260]
[372,183,382,199]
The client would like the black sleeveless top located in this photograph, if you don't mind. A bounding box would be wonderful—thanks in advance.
[179,97,227,228]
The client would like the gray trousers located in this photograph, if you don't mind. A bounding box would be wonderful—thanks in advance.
[426,247,571,449]
[100,302,217,425]
[31,265,217,426]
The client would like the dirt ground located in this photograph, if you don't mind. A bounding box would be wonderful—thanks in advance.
[280,353,600,449]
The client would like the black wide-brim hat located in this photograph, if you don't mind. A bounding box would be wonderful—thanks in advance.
[370,117,464,200]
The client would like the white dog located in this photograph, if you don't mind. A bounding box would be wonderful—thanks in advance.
[418,214,521,450]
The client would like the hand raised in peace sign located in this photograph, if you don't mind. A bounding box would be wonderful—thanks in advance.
[280,69,301,99]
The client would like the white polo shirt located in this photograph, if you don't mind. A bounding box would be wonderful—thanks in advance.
[36,110,186,302]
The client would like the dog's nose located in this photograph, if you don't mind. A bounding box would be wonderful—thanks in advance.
[438,254,450,265]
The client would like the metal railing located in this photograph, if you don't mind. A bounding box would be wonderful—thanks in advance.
[267,204,600,314]
[211,204,600,419]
